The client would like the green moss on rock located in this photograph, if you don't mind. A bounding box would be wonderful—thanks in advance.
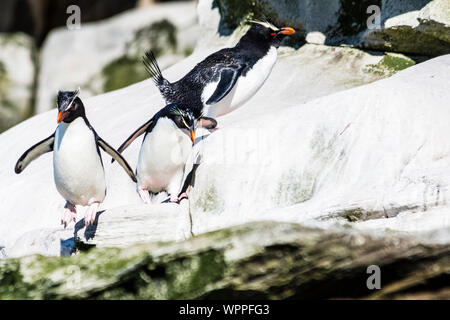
[380,53,416,71]
[1,222,449,300]
[102,56,148,93]
[194,185,222,212]
[100,19,178,93]
[274,170,315,206]
[132,19,178,58]
[365,26,450,56]
[364,52,416,77]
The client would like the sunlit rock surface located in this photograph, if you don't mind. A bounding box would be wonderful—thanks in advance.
[0,0,449,301]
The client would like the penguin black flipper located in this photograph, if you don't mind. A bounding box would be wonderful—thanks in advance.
[15,133,55,174]
[112,118,155,163]
[96,135,137,183]
[206,65,245,105]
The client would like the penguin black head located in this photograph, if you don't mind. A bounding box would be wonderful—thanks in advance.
[243,20,295,48]
[57,89,85,124]
[163,103,197,143]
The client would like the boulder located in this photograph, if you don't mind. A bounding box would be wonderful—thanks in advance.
[362,0,450,56]
[0,32,36,133]
[0,39,407,256]
[210,0,450,56]
[0,222,449,299]
[35,1,199,113]
[187,54,450,239]
[0,0,445,260]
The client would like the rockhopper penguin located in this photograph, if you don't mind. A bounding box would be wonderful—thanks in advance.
[15,89,137,227]
[113,102,215,204]
[143,20,295,124]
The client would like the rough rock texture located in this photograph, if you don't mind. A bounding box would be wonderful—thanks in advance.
[0,222,449,299]
[187,54,450,238]
[363,0,450,56]
[0,40,406,255]
[36,2,199,113]
[211,0,450,56]
[0,32,36,133]
[0,0,448,300]
[76,203,193,248]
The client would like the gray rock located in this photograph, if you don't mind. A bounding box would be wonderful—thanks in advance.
[210,0,450,56]
[0,32,36,133]
[362,0,450,56]
[6,228,75,258]
[75,203,192,248]
[36,2,199,113]
[0,221,448,299]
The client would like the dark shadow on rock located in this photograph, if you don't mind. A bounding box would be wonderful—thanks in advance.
[60,237,75,256]
[212,0,306,47]
[73,210,105,242]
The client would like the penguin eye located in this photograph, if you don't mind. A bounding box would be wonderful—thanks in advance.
[174,115,183,127]
[271,32,275,36]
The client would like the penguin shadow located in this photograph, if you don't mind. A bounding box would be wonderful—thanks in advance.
[74,210,105,241]
[176,129,214,199]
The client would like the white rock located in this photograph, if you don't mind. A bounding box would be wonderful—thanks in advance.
[6,228,74,258]
[0,40,395,257]
[2,0,448,257]
[189,55,450,244]
[75,203,192,248]
[305,32,327,45]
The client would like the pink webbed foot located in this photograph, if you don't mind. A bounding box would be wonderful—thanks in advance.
[169,194,179,203]
[138,188,152,204]
[84,202,100,227]
[169,192,188,204]
[178,192,189,202]
[61,202,77,229]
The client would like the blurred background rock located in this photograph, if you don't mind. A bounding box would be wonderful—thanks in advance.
[0,0,196,132]
[0,0,448,133]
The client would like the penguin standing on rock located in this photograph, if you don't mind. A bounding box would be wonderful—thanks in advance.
[15,89,137,227]
[143,20,295,125]
[114,102,215,204]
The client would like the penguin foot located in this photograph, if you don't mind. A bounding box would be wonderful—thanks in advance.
[138,188,152,204]
[169,194,179,203]
[84,202,100,227]
[178,192,189,202]
[61,202,77,229]
[168,193,188,204]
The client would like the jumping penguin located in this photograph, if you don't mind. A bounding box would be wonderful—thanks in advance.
[143,20,295,124]
[113,102,215,204]
[15,89,137,227]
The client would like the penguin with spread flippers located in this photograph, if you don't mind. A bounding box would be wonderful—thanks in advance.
[15,89,137,227]
[143,20,295,124]
[113,102,215,204]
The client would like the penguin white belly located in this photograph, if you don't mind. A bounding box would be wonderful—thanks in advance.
[136,117,191,194]
[203,46,277,118]
[53,118,106,206]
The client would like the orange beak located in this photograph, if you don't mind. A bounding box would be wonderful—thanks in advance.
[279,27,296,35]
[57,111,66,123]
[190,130,195,143]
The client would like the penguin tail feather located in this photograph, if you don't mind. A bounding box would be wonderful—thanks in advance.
[143,50,167,88]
